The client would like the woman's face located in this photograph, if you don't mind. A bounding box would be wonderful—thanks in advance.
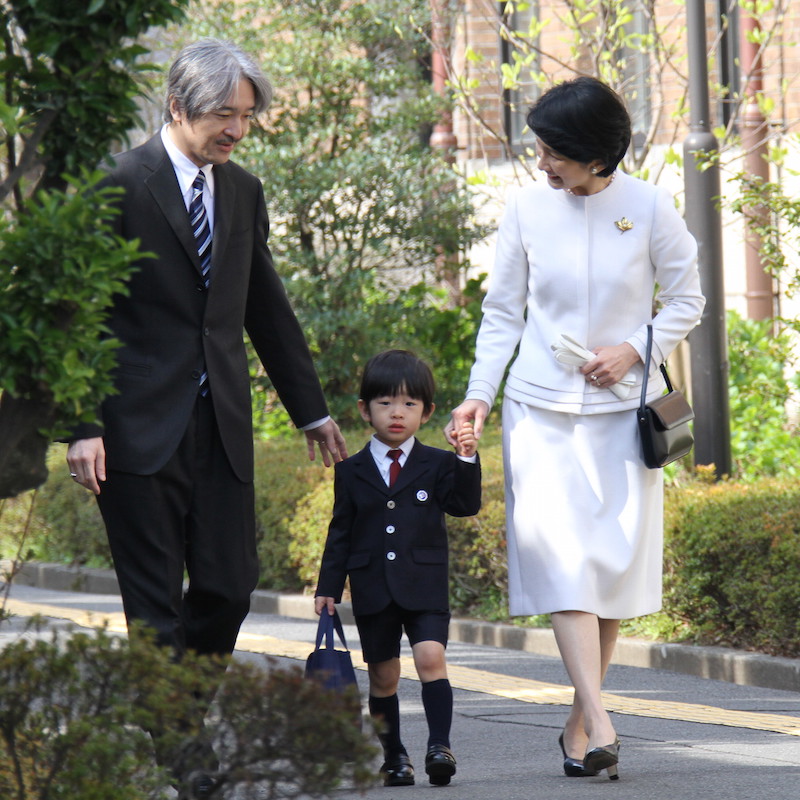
[535,137,603,196]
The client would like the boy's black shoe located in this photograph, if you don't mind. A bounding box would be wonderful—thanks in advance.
[380,753,415,786]
[425,744,457,786]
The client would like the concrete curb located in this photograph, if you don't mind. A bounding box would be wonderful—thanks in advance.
[6,561,799,693]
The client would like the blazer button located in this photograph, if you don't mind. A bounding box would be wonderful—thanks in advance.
[386,551,397,561]
[387,500,396,509]
[191,370,201,380]
[385,525,396,534]
[203,327,210,336]
[196,282,205,292]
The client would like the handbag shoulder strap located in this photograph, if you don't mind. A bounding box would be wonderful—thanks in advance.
[640,324,675,412]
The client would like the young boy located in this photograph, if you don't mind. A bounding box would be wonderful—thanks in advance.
[315,349,481,787]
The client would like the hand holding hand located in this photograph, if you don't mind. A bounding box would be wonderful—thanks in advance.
[444,399,489,448]
[455,421,478,458]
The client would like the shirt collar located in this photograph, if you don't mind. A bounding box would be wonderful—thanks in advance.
[370,435,414,461]
[160,124,215,200]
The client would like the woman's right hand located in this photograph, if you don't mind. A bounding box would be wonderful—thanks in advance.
[444,399,490,447]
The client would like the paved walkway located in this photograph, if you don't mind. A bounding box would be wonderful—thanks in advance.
[3,565,800,799]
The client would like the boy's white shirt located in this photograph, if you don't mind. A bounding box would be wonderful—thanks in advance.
[368,435,476,487]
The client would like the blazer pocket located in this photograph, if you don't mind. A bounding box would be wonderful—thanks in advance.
[346,552,370,570]
[115,361,152,377]
[411,548,446,565]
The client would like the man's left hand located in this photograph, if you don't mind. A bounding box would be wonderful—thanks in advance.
[305,419,348,467]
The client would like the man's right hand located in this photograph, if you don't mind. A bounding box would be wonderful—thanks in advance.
[66,437,106,495]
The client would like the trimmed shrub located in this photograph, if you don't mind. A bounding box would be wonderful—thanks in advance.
[663,477,800,656]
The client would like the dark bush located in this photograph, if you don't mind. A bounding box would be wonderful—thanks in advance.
[0,622,376,800]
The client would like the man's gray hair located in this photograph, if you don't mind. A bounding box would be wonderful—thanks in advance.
[164,38,272,123]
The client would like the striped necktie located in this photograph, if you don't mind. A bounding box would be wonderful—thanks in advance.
[190,171,212,287]
[190,171,212,394]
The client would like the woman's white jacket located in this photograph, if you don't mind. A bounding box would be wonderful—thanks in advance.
[466,171,706,415]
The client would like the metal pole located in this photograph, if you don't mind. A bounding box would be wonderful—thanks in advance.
[683,0,732,477]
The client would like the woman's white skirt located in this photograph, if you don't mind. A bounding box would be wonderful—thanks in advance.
[502,397,663,619]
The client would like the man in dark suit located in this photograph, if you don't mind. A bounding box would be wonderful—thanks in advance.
[315,350,480,789]
[65,38,346,795]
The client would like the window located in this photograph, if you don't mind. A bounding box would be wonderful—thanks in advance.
[500,1,540,153]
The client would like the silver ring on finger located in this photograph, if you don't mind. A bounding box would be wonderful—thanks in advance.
[590,374,598,382]
[70,473,78,478]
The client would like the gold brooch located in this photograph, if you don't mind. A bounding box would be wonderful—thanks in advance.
[615,217,634,233]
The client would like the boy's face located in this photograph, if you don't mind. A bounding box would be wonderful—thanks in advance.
[358,393,434,447]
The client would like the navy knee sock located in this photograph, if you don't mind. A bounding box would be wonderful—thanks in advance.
[421,678,452,748]
[369,693,406,758]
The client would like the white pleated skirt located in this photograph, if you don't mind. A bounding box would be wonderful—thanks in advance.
[502,397,663,619]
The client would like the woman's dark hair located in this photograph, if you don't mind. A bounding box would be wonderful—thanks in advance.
[526,77,631,177]
[360,350,435,414]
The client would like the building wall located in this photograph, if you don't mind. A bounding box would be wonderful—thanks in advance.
[448,1,800,321]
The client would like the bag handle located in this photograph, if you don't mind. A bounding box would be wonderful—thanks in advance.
[314,608,350,651]
[639,324,673,413]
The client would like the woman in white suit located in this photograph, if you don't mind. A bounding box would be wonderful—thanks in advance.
[446,78,704,780]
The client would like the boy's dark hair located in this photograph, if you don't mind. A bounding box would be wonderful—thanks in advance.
[526,76,631,177]
[359,350,435,414]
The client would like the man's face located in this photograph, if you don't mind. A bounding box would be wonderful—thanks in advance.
[169,78,255,167]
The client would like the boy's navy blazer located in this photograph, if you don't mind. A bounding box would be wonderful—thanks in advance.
[316,439,481,616]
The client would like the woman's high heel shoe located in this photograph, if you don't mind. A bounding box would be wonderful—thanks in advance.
[558,733,597,777]
[583,738,621,781]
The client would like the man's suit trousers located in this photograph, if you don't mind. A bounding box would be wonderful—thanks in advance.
[96,393,259,656]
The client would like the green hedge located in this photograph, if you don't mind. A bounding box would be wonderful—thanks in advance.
[663,477,800,657]
[4,439,800,657]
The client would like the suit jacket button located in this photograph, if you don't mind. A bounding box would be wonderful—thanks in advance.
[196,283,205,292]
[385,525,395,534]
[203,327,210,336]
[191,370,201,379]
[387,500,396,509]
[386,551,396,561]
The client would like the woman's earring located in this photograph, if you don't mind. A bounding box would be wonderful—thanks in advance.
[591,166,599,174]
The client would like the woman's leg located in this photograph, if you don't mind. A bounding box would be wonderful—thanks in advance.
[552,611,620,754]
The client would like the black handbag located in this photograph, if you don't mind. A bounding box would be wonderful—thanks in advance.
[636,324,695,469]
[305,609,360,694]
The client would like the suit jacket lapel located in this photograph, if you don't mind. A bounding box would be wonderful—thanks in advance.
[391,441,430,491]
[211,163,235,269]
[352,444,389,493]
[141,135,203,275]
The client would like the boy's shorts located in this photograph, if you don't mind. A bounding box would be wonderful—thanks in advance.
[355,601,451,664]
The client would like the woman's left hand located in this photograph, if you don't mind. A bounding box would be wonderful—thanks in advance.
[582,343,640,389]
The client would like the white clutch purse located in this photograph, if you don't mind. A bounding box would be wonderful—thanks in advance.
[551,333,634,400]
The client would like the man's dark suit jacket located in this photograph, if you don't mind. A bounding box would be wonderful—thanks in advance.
[72,134,328,481]
[316,440,481,616]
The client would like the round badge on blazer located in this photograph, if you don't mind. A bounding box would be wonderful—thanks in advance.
[387,500,396,509]
[387,551,397,561]
[416,490,429,502]
[386,525,396,534]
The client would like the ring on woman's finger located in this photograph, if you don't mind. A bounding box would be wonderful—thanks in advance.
[590,374,598,382]
[70,473,79,479]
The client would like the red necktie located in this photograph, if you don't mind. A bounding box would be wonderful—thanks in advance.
[388,449,402,487]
